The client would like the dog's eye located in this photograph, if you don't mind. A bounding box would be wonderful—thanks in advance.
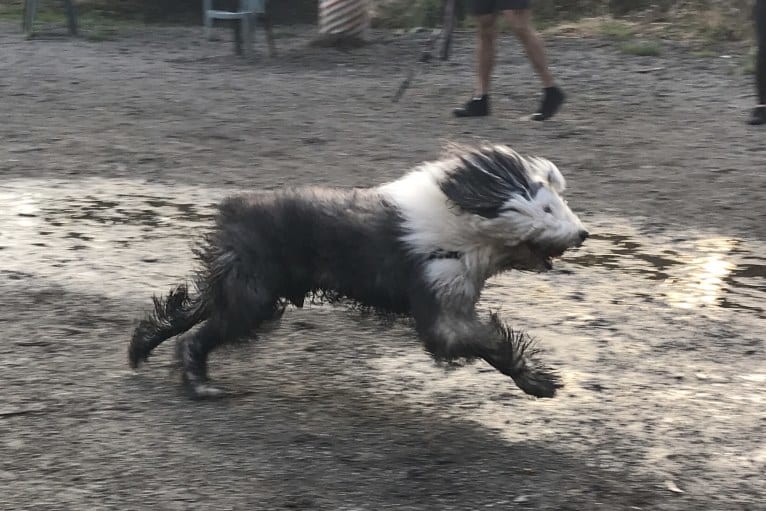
[543,206,552,214]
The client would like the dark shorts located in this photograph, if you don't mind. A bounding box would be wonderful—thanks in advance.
[470,0,531,16]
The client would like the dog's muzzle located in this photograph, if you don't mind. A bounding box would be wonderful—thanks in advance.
[532,229,589,270]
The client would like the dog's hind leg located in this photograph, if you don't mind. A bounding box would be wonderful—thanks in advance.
[176,267,281,399]
[176,316,249,398]
[129,284,207,369]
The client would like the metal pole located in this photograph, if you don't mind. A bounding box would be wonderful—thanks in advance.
[23,0,39,35]
[65,0,78,36]
[439,0,456,61]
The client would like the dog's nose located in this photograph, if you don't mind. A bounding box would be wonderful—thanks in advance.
[578,229,589,242]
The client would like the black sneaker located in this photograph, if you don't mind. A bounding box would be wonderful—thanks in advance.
[531,86,565,121]
[453,95,490,117]
[748,106,766,125]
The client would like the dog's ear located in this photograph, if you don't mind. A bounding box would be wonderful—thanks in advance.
[439,147,535,218]
[545,165,566,193]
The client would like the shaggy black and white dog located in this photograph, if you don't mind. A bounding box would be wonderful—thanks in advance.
[129,144,588,399]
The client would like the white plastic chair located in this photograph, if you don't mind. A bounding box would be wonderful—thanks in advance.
[203,0,266,56]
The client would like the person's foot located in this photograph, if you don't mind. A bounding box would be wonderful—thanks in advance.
[748,105,766,125]
[453,95,490,117]
[531,86,565,121]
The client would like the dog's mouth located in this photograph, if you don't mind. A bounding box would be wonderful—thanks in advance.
[535,246,567,270]
[498,243,571,272]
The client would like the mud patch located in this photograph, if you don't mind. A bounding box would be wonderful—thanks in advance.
[1,20,765,510]
[0,178,224,297]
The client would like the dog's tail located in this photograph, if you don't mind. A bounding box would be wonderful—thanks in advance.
[128,283,208,368]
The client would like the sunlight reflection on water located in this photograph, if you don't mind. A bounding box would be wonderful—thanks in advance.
[662,237,737,310]
[1,178,764,318]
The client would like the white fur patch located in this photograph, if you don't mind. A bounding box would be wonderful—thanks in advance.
[424,258,477,300]
[379,160,481,255]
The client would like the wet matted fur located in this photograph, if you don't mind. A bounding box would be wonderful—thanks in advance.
[129,144,588,399]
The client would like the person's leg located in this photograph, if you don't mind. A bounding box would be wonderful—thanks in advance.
[749,0,766,125]
[475,13,499,96]
[503,6,564,120]
[502,7,553,86]
[454,2,498,117]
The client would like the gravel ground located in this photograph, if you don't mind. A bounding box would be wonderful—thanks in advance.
[1,21,764,510]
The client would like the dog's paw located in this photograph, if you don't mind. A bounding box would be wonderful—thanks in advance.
[510,366,563,398]
[127,341,149,369]
[488,313,563,398]
[187,382,227,400]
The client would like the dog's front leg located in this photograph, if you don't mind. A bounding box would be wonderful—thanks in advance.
[411,290,561,398]
[476,313,562,398]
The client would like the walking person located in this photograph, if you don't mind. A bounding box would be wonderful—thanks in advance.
[453,0,564,120]
[749,0,766,125]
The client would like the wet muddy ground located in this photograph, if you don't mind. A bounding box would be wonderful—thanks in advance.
[1,21,765,510]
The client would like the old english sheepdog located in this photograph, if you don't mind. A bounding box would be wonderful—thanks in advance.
[129,144,588,399]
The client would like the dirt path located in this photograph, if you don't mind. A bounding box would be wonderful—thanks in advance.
[1,22,764,510]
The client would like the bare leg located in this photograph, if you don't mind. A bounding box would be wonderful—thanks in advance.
[503,9,554,87]
[453,14,497,117]
[504,8,565,120]
[475,13,498,95]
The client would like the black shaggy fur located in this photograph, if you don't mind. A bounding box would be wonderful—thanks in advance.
[440,147,539,218]
[128,284,205,368]
[130,149,568,400]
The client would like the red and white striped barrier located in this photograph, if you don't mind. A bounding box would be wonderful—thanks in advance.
[318,0,368,37]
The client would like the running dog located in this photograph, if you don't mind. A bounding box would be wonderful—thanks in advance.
[129,144,588,399]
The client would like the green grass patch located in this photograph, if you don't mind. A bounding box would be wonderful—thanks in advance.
[693,10,746,44]
[620,41,662,57]
[84,26,119,41]
[372,0,443,29]
[598,20,634,40]
[1,4,135,41]
[532,16,566,33]
[0,2,24,20]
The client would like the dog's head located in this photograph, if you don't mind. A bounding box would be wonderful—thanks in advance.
[439,145,588,271]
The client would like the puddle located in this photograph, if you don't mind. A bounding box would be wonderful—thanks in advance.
[563,228,765,317]
[471,220,766,345]
[0,178,226,299]
[2,177,764,316]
